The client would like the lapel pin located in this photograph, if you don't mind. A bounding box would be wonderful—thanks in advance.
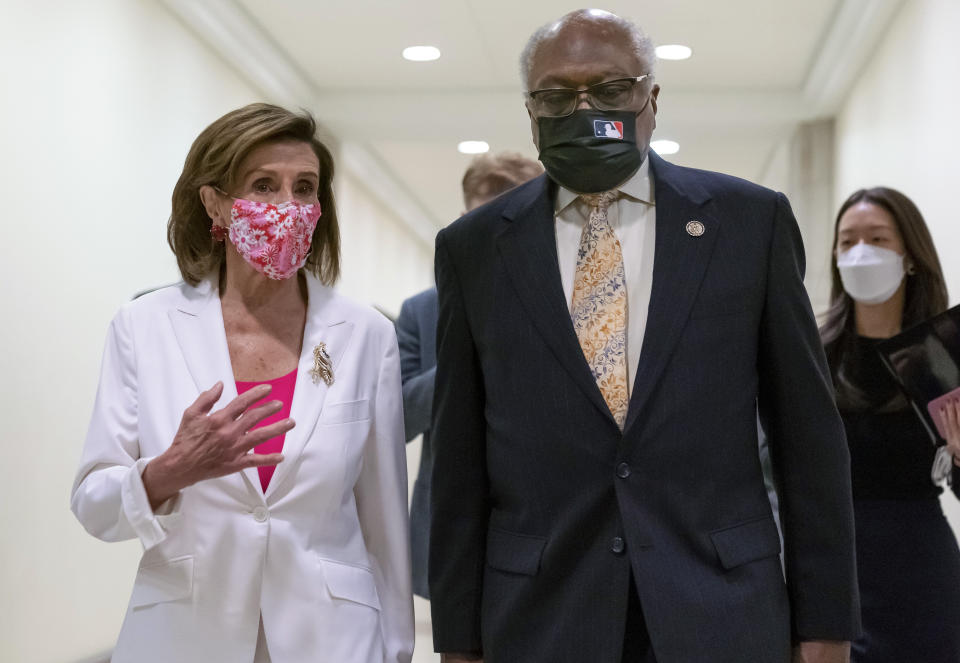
[310,342,334,386]
[685,220,705,237]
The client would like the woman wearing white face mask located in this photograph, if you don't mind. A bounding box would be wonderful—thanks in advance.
[70,103,414,663]
[821,187,960,662]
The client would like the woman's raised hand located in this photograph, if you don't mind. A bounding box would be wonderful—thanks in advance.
[142,381,294,509]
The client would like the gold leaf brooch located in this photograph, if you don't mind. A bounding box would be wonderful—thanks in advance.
[310,342,334,386]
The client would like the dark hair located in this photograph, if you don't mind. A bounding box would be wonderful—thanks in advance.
[168,103,340,286]
[461,152,543,209]
[821,187,948,409]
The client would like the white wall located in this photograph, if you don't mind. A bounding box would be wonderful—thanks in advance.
[336,168,435,318]
[0,2,262,661]
[833,0,960,531]
[835,0,960,291]
[759,120,837,313]
[0,2,433,661]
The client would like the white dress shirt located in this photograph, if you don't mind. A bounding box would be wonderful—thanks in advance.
[555,158,657,396]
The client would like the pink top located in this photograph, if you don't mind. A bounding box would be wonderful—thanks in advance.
[235,368,297,492]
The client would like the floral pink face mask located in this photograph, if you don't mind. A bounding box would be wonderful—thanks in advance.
[225,198,322,280]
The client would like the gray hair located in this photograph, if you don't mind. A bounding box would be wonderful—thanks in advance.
[519,9,657,94]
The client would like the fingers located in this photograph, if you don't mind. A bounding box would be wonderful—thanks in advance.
[235,418,296,452]
[187,381,224,416]
[238,452,285,469]
[218,383,273,421]
[234,400,285,434]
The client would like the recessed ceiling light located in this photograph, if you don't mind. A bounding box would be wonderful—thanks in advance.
[651,140,679,155]
[402,46,441,62]
[656,44,692,61]
[458,141,490,154]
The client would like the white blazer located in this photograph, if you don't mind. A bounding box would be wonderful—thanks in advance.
[71,275,414,663]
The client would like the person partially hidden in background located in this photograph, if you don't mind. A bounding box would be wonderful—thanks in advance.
[428,9,859,663]
[820,186,960,662]
[395,151,542,599]
[71,103,413,663]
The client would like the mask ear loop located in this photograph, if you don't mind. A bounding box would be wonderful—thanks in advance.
[299,202,323,264]
[634,93,651,116]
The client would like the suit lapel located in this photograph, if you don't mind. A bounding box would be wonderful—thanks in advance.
[167,276,258,496]
[263,278,353,501]
[169,275,355,501]
[496,175,616,425]
[623,154,721,435]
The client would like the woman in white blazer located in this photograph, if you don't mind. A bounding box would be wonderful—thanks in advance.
[71,103,414,663]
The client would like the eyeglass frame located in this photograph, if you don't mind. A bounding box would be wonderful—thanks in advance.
[526,74,653,118]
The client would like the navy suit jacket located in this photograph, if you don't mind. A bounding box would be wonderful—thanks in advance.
[429,153,860,662]
[396,287,438,598]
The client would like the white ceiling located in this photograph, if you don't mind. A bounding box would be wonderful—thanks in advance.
[237,0,836,90]
[165,0,903,234]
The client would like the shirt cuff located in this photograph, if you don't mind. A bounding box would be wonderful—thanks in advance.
[121,457,183,549]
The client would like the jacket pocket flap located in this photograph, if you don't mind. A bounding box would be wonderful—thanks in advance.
[319,558,381,610]
[319,399,371,425]
[486,528,547,576]
[710,516,781,570]
[130,555,194,608]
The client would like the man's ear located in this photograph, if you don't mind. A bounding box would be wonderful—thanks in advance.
[650,84,660,116]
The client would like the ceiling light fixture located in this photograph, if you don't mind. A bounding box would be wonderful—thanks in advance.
[458,141,490,154]
[651,140,679,155]
[655,44,692,61]
[402,46,441,62]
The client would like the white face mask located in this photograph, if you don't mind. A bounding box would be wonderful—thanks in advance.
[836,242,905,304]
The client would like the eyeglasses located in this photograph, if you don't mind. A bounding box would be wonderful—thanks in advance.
[527,75,651,117]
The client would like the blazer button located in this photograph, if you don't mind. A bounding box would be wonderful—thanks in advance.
[611,536,625,554]
[616,462,631,479]
[252,506,269,522]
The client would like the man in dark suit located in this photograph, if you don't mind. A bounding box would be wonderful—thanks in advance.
[396,152,543,598]
[429,9,859,663]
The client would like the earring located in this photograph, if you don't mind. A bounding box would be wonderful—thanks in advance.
[906,263,917,276]
[210,223,227,242]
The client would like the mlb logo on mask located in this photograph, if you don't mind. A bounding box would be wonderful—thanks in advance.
[594,120,624,139]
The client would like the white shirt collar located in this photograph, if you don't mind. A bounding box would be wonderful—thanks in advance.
[555,155,654,215]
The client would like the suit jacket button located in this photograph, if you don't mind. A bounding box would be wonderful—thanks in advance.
[611,536,625,554]
[617,462,631,479]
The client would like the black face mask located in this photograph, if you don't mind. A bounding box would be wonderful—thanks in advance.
[537,109,644,194]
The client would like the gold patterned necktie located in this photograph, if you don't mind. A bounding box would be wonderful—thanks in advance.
[570,191,629,429]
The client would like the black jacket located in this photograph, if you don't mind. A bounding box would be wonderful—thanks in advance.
[428,153,859,662]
